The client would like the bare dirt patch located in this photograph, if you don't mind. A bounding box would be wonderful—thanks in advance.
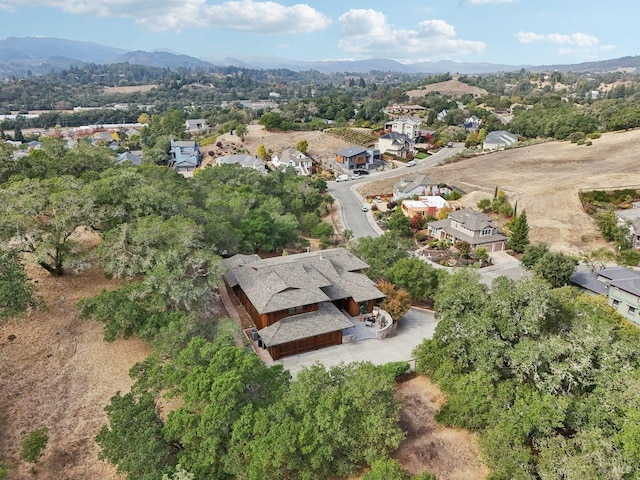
[393,376,489,480]
[361,130,640,253]
[0,265,151,480]
[406,80,488,99]
[202,124,356,165]
[102,84,158,94]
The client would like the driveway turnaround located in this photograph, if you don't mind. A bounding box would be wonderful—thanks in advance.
[275,308,437,378]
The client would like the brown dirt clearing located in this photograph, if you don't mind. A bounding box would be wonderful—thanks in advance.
[0,265,150,480]
[392,376,489,480]
[202,124,355,164]
[406,80,488,99]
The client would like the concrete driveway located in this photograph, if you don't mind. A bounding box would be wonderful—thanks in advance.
[275,308,437,377]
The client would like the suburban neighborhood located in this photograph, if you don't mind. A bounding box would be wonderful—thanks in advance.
[3,29,640,480]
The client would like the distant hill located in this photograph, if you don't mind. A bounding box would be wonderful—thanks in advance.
[531,56,640,73]
[0,36,638,77]
[113,51,216,70]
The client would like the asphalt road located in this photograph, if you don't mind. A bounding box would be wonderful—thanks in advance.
[327,144,465,238]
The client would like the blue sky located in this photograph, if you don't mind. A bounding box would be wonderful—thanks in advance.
[0,0,636,66]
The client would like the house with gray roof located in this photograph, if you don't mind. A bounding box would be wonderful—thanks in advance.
[185,118,209,133]
[571,266,640,325]
[615,202,640,248]
[378,132,414,158]
[116,151,142,166]
[271,147,312,175]
[483,130,518,151]
[393,174,450,200]
[335,146,380,171]
[386,117,422,140]
[223,248,385,360]
[170,140,201,172]
[216,154,267,172]
[427,208,507,252]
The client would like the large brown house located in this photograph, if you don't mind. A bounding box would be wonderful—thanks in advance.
[223,248,385,360]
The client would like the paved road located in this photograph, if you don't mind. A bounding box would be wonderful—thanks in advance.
[327,144,465,238]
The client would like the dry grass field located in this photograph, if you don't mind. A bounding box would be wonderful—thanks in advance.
[360,129,640,254]
[431,130,640,253]
[405,79,488,99]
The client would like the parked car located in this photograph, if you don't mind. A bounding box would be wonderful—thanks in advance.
[354,169,370,175]
[447,141,453,148]
[375,196,382,203]
[351,174,363,180]
[336,174,350,182]
[406,160,416,167]
[361,205,369,212]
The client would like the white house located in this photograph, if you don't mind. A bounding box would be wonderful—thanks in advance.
[271,147,313,176]
[393,174,450,200]
[377,132,414,158]
[387,117,422,140]
[483,130,518,151]
[185,119,209,132]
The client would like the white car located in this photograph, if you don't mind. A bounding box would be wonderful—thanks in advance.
[351,174,363,180]
[406,160,416,167]
[361,205,369,212]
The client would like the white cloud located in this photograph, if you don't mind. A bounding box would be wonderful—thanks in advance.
[515,32,545,44]
[516,31,614,58]
[0,0,331,33]
[516,31,599,47]
[338,9,485,62]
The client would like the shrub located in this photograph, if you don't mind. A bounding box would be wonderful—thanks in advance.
[586,140,592,146]
[20,427,48,463]
[586,131,601,139]
[382,361,411,379]
[445,190,462,201]
[568,132,586,143]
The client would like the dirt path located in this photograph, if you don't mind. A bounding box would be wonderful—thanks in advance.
[0,266,150,480]
[393,376,489,480]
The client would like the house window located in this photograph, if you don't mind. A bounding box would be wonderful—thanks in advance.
[628,305,637,315]
[612,299,620,306]
[481,228,492,236]
[288,305,304,315]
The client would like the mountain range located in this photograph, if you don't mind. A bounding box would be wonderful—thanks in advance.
[1,36,639,78]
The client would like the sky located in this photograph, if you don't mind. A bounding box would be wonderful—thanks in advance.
[0,0,637,66]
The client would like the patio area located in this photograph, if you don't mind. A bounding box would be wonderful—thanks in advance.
[345,313,380,341]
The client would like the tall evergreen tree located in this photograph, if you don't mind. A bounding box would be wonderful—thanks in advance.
[508,210,530,253]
